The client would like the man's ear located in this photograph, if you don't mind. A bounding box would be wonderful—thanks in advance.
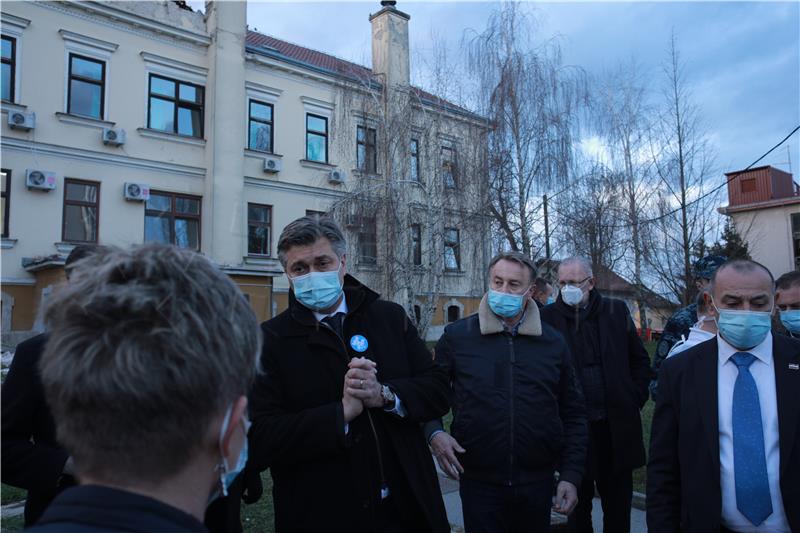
[220,395,248,459]
[586,276,595,291]
[703,292,718,319]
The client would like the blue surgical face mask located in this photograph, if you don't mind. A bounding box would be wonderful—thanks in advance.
[546,296,555,305]
[713,302,773,350]
[488,289,525,318]
[210,404,250,503]
[780,309,800,335]
[291,262,343,311]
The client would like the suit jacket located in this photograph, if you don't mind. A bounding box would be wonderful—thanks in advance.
[540,290,652,471]
[249,275,450,533]
[647,334,800,532]
[1,333,74,525]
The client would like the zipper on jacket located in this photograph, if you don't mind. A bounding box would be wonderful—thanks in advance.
[507,334,515,486]
[321,320,389,499]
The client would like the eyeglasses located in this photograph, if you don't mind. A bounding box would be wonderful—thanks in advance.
[557,276,591,289]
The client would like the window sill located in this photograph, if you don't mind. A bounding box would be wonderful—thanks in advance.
[299,159,335,170]
[55,112,115,129]
[243,255,281,268]
[1,101,27,113]
[54,242,76,254]
[137,128,206,147]
[444,269,465,277]
[1,238,18,249]
[356,264,380,272]
[351,169,382,179]
[245,149,283,158]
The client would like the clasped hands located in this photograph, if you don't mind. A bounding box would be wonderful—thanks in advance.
[341,357,383,422]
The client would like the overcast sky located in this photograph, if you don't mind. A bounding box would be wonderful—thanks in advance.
[193,1,799,190]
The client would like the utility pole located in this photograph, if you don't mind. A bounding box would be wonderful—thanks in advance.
[543,194,551,261]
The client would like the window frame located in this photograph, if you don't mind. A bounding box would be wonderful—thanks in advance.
[144,190,202,251]
[67,53,106,119]
[444,227,461,271]
[1,169,10,238]
[305,113,328,163]
[441,146,457,189]
[62,178,100,244]
[147,74,205,138]
[447,305,460,323]
[1,35,16,103]
[247,202,272,257]
[410,138,420,182]
[357,217,378,265]
[248,99,274,153]
[411,223,422,266]
[356,125,377,174]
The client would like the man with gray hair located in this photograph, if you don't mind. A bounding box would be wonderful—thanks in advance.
[26,244,261,533]
[541,256,651,533]
[248,215,450,532]
[423,251,587,533]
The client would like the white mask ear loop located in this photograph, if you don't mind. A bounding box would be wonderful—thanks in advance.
[215,404,234,497]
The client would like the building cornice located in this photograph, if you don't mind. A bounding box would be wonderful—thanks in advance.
[59,29,119,53]
[1,12,31,32]
[34,1,210,50]
[244,177,346,200]
[1,137,206,178]
[718,197,800,215]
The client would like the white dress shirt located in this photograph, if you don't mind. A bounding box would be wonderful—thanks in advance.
[717,332,789,532]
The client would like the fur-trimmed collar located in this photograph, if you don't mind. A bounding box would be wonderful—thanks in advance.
[477,293,542,336]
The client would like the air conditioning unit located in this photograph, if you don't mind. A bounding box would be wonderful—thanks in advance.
[25,169,56,191]
[102,127,126,146]
[263,156,282,173]
[8,111,35,131]
[327,169,346,184]
[124,182,150,202]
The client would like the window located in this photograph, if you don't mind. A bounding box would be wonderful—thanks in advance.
[358,217,377,265]
[1,169,9,238]
[411,224,422,266]
[741,178,756,194]
[447,305,460,323]
[441,146,457,188]
[357,125,377,173]
[62,179,99,243]
[2,36,15,102]
[248,100,273,153]
[67,54,105,119]
[145,191,201,250]
[444,227,460,271]
[306,114,328,163]
[148,74,204,138]
[247,203,271,256]
[410,138,420,182]
[413,305,421,324]
[306,209,327,218]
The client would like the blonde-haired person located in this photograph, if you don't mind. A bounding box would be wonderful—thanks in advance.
[25,244,261,533]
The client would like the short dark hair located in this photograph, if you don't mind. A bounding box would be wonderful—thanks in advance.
[533,277,550,292]
[488,251,536,284]
[775,270,800,291]
[710,259,774,293]
[277,216,346,267]
[41,244,262,484]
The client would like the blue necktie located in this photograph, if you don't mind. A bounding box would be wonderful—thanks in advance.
[731,352,773,526]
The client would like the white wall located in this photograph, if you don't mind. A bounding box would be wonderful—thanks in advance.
[732,203,799,278]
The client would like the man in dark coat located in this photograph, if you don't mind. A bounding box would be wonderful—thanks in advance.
[248,216,450,533]
[540,257,652,533]
[650,254,726,400]
[648,259,799,532]
[424,251,587,533]
[1,245,99,525]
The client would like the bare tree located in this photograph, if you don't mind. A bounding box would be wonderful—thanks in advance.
[324,49,489,340]
[645,33,720,306]
[464,2,586,257]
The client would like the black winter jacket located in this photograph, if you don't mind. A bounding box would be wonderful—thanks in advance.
[425,296,587,488]
[249,275,450,533]
[540,290,653,471]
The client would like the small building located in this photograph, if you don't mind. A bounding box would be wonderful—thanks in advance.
[718,165,800,278]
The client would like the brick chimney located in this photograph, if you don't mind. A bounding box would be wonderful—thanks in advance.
[369,1,410,89]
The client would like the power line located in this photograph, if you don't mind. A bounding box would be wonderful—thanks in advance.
[549,124,800,231]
